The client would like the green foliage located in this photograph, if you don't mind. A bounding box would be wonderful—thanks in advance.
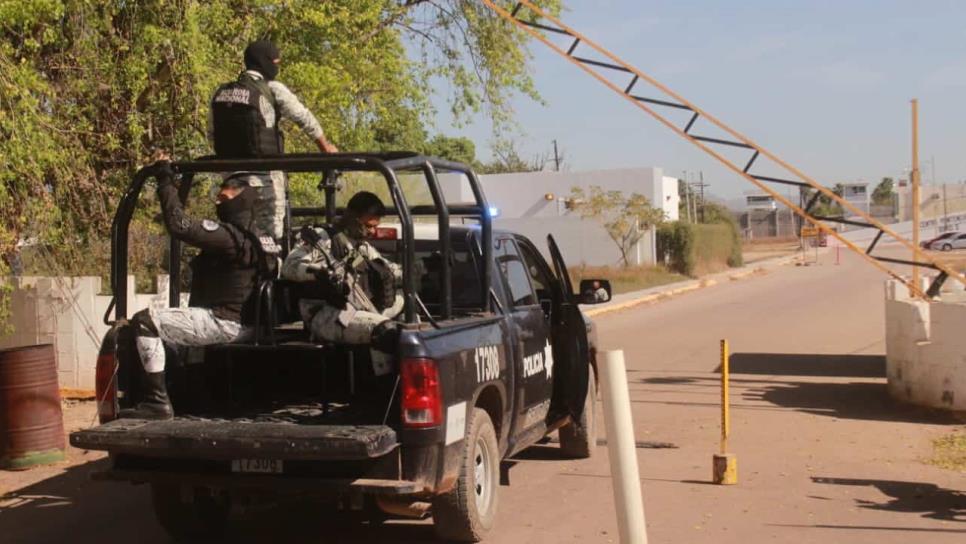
[872,177,896,206]
[567,185,666,267]
[656,222,696,276]
[701,202,743,267]
[0,0,556,328]
[801,186,844,217]
[421,135,477,165]
[657,221,741,277]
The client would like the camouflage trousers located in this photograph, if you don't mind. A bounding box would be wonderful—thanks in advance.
[303,302,389,345]
[137,307,249,373]
[232,171,286,240]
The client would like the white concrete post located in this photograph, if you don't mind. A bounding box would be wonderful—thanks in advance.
[599,350,648,544]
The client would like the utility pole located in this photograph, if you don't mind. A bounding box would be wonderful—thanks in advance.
[911,99,921,290]
[552,139,560,172]
[682,171,692,222]
[691,171,709,223]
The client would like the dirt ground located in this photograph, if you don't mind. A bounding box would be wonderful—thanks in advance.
[0,400,105,498]
[742,239,802,264]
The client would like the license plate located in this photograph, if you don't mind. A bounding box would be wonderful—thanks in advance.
[231,459,283,474]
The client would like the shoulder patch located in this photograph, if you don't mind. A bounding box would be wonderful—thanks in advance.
[201,219,220,232]
[258,235,281,255]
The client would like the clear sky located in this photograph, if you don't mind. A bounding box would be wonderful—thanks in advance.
[431,0,966,203]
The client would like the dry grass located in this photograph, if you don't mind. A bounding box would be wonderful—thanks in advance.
[930,430,966,472]
[570,265,687,295]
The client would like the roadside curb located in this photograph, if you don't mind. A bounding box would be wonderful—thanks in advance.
[583,253,802,318]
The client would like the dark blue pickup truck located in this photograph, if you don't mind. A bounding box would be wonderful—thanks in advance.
[71,153,610,542]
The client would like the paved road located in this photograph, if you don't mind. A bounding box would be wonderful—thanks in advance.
[3,247,964,543]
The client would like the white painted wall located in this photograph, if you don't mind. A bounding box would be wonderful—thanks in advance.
[884,278,966,411]
[440,167,674,266]
[0,275,185,390]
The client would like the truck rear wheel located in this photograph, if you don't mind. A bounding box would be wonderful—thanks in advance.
[151,483,230,542]
[432,408,499,542]
[558,367,597,459]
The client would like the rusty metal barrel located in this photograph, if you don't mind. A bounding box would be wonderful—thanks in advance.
[0,344,66,469]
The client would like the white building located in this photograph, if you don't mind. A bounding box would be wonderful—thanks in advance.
[745,192,777,210]
[840,182,870,215]
[440,167,678,267]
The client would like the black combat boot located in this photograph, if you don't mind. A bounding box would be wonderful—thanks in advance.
[119,371,174,420]
[370,321,400,353]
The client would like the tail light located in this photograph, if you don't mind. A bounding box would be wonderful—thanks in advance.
[95,352,119,423]
[374,227,398,240]
[400,358,442,428]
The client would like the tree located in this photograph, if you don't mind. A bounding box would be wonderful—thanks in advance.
[476,139,560,174]
[800,185,844,217]
[422,135,477,165]
[872,177,896,206]
[0,0,561,327]
[566,185,666,267]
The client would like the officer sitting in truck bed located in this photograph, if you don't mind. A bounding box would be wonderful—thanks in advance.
[281,191,402,351]
[122,160,278,420]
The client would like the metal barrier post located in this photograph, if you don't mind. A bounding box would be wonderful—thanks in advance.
[713,339,738,484]
[599,350,648,543]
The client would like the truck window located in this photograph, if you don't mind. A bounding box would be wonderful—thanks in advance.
[494,238,537,307]
[515,240,553,304]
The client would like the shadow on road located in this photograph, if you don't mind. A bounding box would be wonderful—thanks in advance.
[722,353,886,378]
[812,476,966,522]
[0,458,441,543]
[748,380,960,424]
[0,458,138,544]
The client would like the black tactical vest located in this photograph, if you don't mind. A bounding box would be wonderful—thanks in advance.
[211,73,282,158]
[188,225,278,324]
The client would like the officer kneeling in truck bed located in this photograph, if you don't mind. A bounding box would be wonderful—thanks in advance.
[121,161,278,420]
[281,191,402,351]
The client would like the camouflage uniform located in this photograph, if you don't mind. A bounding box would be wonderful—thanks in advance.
[281,227,402,345]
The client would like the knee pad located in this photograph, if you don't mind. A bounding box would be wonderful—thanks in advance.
[131,309,159,338]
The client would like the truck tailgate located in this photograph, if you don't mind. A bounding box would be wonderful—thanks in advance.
[70,418,398,461]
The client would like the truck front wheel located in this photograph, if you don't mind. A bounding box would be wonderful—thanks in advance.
[432,408,499,542]
[151,483,230,542]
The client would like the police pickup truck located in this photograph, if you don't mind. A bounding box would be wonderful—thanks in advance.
[71,153,611,542]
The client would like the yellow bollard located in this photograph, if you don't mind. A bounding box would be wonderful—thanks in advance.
[713,339,738,485]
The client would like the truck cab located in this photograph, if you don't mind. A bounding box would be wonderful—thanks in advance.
[71,153,611,542]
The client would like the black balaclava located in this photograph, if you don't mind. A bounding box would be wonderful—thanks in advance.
[216,184,258,230]
[244,40,280,81]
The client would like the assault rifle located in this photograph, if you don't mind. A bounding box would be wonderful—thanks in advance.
[299,225,380,315]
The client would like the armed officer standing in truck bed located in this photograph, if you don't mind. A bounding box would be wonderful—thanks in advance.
[281,192,402,351]
[121,161,277,420]
[208,40,338,240]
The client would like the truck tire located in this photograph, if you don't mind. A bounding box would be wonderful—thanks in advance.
[558,367,597,459]
[151,483,230,542]
[432,408,499,542]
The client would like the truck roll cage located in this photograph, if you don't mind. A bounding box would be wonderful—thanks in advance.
[107,152,494,327]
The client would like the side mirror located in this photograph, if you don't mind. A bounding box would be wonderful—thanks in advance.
[578,279,612,304]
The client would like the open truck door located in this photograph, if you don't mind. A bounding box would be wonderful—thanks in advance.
[545,234,590,423]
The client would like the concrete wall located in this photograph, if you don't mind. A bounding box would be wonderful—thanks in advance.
[884,278,966,411]
[439,167,672,266]
[0,275,184,391]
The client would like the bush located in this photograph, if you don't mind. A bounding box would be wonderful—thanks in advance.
[657,219,742,277]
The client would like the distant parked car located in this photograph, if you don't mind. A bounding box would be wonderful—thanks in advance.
[922,231,959,250]
[936,232,966,251]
